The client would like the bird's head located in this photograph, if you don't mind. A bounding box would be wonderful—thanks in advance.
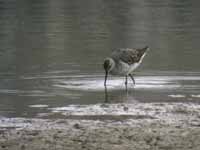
[103,58,115,86]
[103,58,114,73]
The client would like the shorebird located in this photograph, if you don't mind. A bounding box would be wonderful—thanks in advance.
[103,46,149,87]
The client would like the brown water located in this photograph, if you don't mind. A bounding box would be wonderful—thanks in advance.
[0,0,200,117]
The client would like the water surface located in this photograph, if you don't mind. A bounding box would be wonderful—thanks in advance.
[0,0,200,117]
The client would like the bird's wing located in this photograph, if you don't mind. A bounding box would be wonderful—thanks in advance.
[111,47,148,65]
[111,48,138,65]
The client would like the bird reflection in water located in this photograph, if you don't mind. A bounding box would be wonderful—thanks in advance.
[104,85,133,103]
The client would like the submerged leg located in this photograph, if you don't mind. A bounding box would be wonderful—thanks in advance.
[129,74,135,85]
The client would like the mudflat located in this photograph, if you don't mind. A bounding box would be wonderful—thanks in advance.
[0,103,200,150]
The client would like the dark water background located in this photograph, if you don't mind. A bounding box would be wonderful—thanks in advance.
[0,0,200,117]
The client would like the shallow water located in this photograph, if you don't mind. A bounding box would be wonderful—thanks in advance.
[0,1,200,117]
[1,71,200,117]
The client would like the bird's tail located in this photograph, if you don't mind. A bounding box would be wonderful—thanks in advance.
[142,46,150,52]
[138,46,150,57]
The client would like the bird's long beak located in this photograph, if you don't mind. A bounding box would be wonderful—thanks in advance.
[104,71,108,86]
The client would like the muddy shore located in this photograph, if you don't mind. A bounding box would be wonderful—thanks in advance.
[0,103,200,150]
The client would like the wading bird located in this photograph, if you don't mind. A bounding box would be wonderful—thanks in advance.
[103,46,149,88]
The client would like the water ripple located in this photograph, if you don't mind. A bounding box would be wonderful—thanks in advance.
[54,75,200,91]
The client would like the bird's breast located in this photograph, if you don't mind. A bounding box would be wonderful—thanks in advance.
[110,61,130,75]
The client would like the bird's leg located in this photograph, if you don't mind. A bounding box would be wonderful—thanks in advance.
[129,74,135,85]
[125,75,128,91]
[125,75,128,86]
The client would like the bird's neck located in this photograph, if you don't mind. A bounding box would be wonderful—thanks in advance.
[104,57,115,72]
